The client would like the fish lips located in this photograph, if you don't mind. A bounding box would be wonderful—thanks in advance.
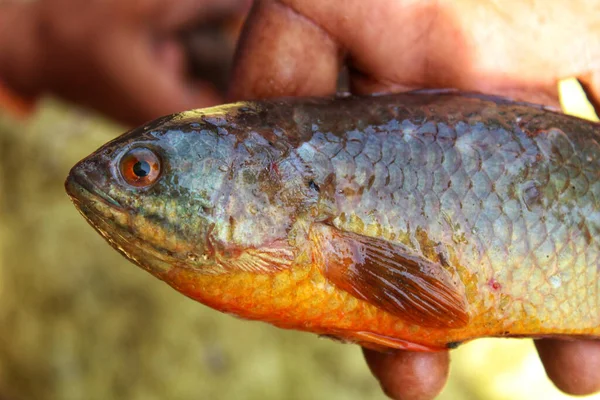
[65,158,124,210]
[65,162,175,276]
[64,163,127,243]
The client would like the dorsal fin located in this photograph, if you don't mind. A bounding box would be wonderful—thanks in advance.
[312,224,469,329]
[405,88,561,112]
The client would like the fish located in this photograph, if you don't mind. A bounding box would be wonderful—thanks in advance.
[65,91,600,352]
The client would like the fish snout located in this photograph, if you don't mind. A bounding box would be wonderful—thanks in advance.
[65,157,123,210]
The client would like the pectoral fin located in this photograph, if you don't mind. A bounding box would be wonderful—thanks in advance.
[214,240,294,273]
[312,224,469,329]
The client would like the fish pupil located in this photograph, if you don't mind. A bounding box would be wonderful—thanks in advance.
[133,160,151,177]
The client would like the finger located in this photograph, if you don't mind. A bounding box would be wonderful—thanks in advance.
[279,0,570,109]
[578,72,600,116]
[363,348,449,400]
[229,0,563,107]
[535,338,600,395]
[228,0,340,101]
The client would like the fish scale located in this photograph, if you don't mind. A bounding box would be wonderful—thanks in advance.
[292,93,600,340]
[66,92,600,350]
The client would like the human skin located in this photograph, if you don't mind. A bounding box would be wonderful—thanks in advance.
[227,1,600,399]
[0,0,249,126]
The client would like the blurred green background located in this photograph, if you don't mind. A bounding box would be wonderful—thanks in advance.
[0,79,599,400]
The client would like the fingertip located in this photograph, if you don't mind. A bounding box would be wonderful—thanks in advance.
[363,348,449,400]
[578,72,600,117]
[228,0,340,101]
[536,338,600,396]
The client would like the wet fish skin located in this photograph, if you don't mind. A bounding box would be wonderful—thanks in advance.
[66,92,600,351]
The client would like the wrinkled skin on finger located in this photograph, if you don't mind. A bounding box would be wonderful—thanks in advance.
[228,1,600,399]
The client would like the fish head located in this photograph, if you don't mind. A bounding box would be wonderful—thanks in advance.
[65,105,320,281]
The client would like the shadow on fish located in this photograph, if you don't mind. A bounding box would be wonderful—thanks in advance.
[65,90,600,354]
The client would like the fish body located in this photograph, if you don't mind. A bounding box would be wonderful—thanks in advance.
[66,92,600,351]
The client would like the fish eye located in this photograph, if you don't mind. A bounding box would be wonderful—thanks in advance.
[119,147,161,187]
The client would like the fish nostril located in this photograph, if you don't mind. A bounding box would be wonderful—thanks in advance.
[83,167,108,189]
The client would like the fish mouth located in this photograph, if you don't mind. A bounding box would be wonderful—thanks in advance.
[64,167,176,276]
[64,170,130,251]
[65,170,171,279]
[65,169,124,212]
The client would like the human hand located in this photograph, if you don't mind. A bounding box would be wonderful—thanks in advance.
[0,0,249,126]
[228,1,600,399]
